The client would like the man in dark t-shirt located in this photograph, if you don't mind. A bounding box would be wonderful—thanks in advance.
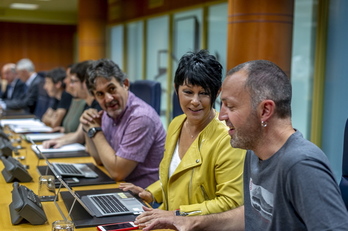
[42,67,73,128]
[42,61,101,149]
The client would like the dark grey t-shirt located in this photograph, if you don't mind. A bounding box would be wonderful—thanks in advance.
[244,130,348,230]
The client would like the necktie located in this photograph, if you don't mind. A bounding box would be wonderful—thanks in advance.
[7,85,13,99]
[23,84,28,94]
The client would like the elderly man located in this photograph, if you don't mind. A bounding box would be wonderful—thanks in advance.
[0,59,44,114]
[0,63,26,100]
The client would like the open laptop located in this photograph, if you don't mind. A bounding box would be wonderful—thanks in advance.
[34,145,144,218]
[34,145,98,178]
[71,189,144,217]
[52,162,98,178]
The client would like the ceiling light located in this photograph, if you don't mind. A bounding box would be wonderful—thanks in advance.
[10,3,39,10]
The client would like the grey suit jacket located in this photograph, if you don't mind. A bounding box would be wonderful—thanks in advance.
[1,78,26,100]
[4,73,45,114]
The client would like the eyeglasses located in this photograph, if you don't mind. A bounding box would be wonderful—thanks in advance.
[70,78,80,84]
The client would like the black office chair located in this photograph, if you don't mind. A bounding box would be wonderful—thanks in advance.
[339,118,348,209]
[33,80,53,120]
[129,80,161,115]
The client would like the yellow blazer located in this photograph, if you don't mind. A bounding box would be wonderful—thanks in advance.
[147,113,246,215]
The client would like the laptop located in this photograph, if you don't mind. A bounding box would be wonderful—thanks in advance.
[34,145,98,178]
[52,162,98,178]
[33,145,145,218]
[31,144,90,159]
[73,190,145,217]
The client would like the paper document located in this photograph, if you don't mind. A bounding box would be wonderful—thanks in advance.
[10,125,53,133]
[32,143,86,153]
[23,133,65,142]
[0,118,53,133]
[0,118,42,127]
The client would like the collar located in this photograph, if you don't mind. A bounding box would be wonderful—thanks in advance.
[9,78,19,87]
[25,73,37,87]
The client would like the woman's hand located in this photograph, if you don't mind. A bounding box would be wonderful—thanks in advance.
[119,183,154,203]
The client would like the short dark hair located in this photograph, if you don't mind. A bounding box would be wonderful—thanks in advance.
[174,49,223,108]
[70,60,93,82]
[45,67,66,86]
[227,60,292,118]
[86,59,126,94]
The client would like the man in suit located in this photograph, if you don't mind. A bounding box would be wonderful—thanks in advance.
[0,59,44,114]
[0,63,26,100]
[0,67,8,97]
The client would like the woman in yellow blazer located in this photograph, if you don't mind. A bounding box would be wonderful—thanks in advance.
[120,49,246,218]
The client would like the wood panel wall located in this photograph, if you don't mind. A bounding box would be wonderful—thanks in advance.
[226,0,294,75]
[0,22,76,72]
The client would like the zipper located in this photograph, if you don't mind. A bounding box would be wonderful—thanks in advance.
[188,168,194,204]
[200,185,209,200]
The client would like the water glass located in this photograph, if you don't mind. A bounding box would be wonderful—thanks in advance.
[38,175,56,202]
[52,220,74,231]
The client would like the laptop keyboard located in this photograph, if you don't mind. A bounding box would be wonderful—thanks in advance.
[90,194,129,214]
[55,163,81,174]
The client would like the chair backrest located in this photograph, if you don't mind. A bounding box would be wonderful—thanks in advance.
[129,80,161,115]
[342,119,348,176]
[33,80,52,120]
[339,118,348,209]
[172,91,183,119]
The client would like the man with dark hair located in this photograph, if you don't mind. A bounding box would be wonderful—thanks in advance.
[135,60,348,231]
[42,60,101,147]
[41,67,73,128]
[80,59,166,188]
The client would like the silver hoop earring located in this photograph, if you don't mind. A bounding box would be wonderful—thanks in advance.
[261,121,268,128]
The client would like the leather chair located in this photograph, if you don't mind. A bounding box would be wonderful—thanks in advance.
[129,80,161,115]
[339,118,348,209]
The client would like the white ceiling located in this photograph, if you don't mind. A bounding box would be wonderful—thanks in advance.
[0,0,77,12]
[0,0,78,24]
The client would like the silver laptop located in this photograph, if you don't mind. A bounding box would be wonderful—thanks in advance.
[51,162,98,178]
[60,174,145,217]
[34,145,144,217]
[34,145,98,178]
[73,190,144,217]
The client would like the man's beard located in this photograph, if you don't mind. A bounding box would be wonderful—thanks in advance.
[230,111,262,150]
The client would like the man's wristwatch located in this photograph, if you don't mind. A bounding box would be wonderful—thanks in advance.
[87,127,102,138]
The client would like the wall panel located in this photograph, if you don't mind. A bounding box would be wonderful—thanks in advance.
[0,22,76,72]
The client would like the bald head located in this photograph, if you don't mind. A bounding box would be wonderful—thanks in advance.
[1,63,17,83]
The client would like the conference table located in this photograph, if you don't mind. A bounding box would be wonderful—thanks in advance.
[0,122,170,231]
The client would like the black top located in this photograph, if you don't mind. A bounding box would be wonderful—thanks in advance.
[84,99,102,111]
[51,91,73,111]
